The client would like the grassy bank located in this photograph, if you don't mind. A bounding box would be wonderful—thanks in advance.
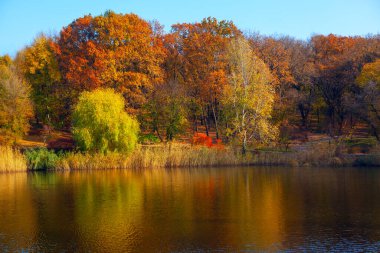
[56,144,247,170]
[0,146,27,172]
[1,142,380,172]
[50,142,380,170]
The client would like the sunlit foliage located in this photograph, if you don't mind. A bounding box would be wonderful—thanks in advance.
[72,89,139,153]
[0,57,34,144]
[15,34,62,126]
[223,37,278,153]
[55,11,165,117]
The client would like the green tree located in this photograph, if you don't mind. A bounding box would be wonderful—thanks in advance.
[0,57,34,144]
[142,81,188,141]
[223,37,277,154]
[72,89,139,153]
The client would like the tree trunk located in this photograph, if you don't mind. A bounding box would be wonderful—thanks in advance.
[211,103,219,139]
[202,107,209,136]
[242,131,247,155]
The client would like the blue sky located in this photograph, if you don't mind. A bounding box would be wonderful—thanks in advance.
[0,0,379,56]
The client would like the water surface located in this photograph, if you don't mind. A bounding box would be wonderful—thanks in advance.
[1,167,380,252]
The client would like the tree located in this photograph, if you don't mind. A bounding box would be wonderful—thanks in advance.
[355,59,380,140]
[142,81,188,141]
[54,11,165,118]
[280,37,316,129]
[248,35,295,125]
[15,34,62,127]
[311,34,377,135]
[223,37,277,154]
[170,17,240,137]
[72,89,139,153]
[0,57,34,144]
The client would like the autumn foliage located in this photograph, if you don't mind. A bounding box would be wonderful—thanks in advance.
[54,11,165,116]
[1,10,379,151]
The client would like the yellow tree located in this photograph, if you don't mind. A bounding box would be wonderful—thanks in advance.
[223,37,277,154]
[0,57,34,144]
[356,59,380,140]
[15,34,62,126]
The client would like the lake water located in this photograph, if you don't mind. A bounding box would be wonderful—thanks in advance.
[0,167,380,252]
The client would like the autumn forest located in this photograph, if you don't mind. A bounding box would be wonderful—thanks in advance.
[0,11,380,170]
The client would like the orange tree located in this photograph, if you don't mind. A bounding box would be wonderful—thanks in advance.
[54,11,165,125]
[169,17,240,138]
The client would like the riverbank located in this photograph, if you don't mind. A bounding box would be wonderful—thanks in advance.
[2,142,380,172]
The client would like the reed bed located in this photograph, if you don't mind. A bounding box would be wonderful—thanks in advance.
[1,142,374,173]
[55,142,361,170]
[0,146,27,172]
[56,143,250,170]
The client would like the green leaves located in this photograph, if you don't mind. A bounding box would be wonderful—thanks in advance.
[72,88,139,154]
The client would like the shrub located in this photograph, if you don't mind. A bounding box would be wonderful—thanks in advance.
[25,148,59,170]
[192,133,213,147]
[72,89,139,154]
[139,133,160,144]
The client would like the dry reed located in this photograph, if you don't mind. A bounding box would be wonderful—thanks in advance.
[0,146,27,172]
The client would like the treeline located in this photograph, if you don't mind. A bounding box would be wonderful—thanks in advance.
[1,11,379,150]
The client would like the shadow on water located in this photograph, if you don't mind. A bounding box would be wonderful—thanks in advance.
[0,167,380,252]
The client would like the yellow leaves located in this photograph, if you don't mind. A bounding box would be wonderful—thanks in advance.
[356,59,380,88]
[224,36,278,145]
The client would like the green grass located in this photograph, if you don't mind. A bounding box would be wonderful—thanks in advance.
[24,148,60,170]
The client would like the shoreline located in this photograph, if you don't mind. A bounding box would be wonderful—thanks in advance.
[2,144,380,173]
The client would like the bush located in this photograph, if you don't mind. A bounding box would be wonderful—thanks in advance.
[138,133,160,144]
[25,148,59,170]
[72,89,139,154]
[345,137,377,154]
[191,133,213,147]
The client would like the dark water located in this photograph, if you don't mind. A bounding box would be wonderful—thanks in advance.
[1,167,380,252]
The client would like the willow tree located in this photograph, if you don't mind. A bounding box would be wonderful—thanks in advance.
[223,37,277,154]
[72,89,139,154]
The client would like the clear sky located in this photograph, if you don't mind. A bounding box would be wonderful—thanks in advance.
[0,0,379,56]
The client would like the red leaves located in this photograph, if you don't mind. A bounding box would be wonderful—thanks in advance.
[191,132,224,149]
[192,133,213,147]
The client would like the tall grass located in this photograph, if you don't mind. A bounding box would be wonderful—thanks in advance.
[1,142,375,173]
[56,143,252,170]
[55,142,361,170]
[0,146,27,172]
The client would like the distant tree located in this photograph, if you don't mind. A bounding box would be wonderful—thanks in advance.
[0,57,34,144]
[15,34,62,127]
[355,59,380,140]
[280,37,316,128]
[311,34,378,135]
[248,35,295,125]
[223,37,277,154]
[72,89,139,153]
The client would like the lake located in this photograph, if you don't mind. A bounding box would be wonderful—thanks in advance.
[0,167,380,252]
